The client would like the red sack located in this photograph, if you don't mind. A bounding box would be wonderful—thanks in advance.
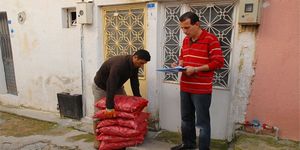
[99,140,143,150]
[94,110,139,120]
[97,122,147,137]
[97,112,149,129]
[95,95,148,112]
[97,133,144,143]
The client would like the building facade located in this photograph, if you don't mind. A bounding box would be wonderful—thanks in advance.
[0,0,298,141]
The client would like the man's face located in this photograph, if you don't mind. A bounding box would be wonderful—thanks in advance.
[132,55,148,68]
[180,19,200,38]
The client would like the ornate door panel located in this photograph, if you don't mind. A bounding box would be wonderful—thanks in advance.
[102,4,147,97]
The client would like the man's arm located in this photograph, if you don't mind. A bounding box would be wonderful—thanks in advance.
[184,36,223,76]
[105,68,120,109]
[205,35,224,71]
[188,36,224,74]
[130,69,141,97]
[171,47,184,68]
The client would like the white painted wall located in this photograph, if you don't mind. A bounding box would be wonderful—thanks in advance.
[0,0,257,141]
[0,0,159,119]
[0,0,82,111]
[79,3,103,118]
[144,2,162,129]
[159,83,232,139]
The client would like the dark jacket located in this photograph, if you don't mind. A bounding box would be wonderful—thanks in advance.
[94,55,141,109]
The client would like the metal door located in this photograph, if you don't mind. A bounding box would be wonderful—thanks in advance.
[0,12,17,95]
[160,1,236,139]
[102,4,148,98]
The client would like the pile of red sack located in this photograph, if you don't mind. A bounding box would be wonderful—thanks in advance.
[94,95,149,150]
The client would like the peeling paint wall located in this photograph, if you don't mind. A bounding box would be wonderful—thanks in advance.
[225,25,257,141]
[230,26,257,124]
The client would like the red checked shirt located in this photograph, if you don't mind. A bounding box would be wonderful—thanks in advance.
[179,29,224,94]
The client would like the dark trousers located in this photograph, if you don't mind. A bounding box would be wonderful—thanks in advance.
[180,91,211,150]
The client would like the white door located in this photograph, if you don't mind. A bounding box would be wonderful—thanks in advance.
[158,1,236,140]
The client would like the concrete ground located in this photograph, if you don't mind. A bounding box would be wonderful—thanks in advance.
[0,105,174,150]
[0,104,299,150]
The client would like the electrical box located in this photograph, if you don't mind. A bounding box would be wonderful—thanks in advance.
[76,2,93,24]
[238,0,262,25]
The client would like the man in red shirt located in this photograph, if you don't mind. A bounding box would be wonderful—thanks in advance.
[171,12,224,150]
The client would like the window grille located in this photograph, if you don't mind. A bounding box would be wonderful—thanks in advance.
[163,6,182,82]
[162,2,235,88]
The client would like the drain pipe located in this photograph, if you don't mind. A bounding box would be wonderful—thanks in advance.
[79,0,86,117]
[262,123,280,140]
[237,121,280,140]
[80,23,86,117]
[273,126,279,140]
[78,0,94,119]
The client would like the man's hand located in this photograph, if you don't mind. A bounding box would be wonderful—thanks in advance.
[171,62,178,68]
[184,66,197,76]
[171,60,183,68]
[104,108,116,118]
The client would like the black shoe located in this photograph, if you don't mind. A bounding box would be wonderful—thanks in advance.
[170,144,197,150]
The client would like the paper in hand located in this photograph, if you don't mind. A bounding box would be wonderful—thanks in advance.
[156,66,186,73]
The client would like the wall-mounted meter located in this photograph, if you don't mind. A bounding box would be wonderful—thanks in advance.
[238,0,262,25]
[76,2,93,24]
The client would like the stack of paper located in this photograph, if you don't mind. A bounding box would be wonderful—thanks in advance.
[156,66,186,73]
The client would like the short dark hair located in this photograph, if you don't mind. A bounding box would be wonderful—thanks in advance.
[179,12,199,25]
[133,49,151,61]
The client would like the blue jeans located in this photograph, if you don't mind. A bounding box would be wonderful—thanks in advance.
[180,91,211,150]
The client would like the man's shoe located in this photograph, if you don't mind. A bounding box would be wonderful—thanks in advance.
[170,144,197,150]
[94,140,99,150]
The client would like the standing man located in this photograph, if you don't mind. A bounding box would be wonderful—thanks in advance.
[92,49,151,148]
[171,12,224,150]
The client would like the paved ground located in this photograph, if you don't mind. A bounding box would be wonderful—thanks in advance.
[0,111,94,150]
[0,105,174,150]
[0,105,299,150]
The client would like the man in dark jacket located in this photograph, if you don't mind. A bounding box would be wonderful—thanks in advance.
[92,49,151,149]
[93,49,150,113]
